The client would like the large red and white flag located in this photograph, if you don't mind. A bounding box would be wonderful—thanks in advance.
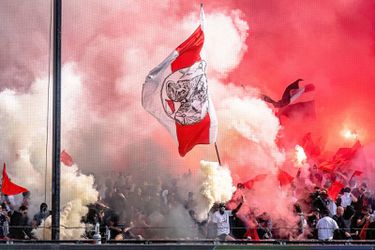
[142,5,217,156]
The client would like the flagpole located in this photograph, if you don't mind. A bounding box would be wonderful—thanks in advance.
[52,0,62,241]
[214,142,222,166]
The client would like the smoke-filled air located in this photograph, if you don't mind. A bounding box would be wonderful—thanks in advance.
[0,0,375,241]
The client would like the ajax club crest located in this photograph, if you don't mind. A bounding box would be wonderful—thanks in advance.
[161,61,209,125]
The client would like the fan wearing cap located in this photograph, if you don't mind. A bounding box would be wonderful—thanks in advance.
[211,196,244,241]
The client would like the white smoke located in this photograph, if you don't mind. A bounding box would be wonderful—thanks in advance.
[35,198,97,240]
[0,66,98,239]
[182,9,249,78]
[195,160,235,219]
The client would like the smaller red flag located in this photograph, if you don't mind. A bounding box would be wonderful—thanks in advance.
[301,133,320,158]
[278,169,294,186]
[242,174,267,189]
[327,180,345,200]
[60,150,74,167]
[1,163,28,195]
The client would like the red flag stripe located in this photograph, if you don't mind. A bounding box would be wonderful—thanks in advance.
[176,113,210,157]
[172,26,204,72]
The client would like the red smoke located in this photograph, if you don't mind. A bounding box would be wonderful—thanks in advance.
[227,0,375,151]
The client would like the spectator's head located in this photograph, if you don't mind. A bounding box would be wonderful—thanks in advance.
[312,208,320,216]
[320,189,328,199]
[336,206,344,217]
[219,202,226,214]
[40,202,48,212]
[22,191,30,198]
[362,206,371,215]
[19,205,28,217]
[343,187,351,193]
[359,183,367,194]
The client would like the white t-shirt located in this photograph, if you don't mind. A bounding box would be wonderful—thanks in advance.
[340,192,352,208]
[316,216,339,240]
[212,210,232,236]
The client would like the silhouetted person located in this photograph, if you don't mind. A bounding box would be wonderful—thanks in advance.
[9,205,31,239]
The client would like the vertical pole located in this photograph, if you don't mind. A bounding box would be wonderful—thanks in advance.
[214,142,222,166]
[52,0,61,241]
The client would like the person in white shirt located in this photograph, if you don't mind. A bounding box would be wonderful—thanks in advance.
[211,196,244,240]
[316,211,339,240]
[339,187,358,208]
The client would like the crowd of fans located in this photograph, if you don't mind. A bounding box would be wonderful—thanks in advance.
[0,168,374,242]
[0,193,50,240]
[81,170,375,242]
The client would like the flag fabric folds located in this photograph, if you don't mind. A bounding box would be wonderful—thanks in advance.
[319,140,361,172]
[1,163,28,196]
[142,5,217,156]
[262,79,315,108]
[300,132,320,158]
[61,150,74,167]
[278,169,294,186]
[327,180,345,200]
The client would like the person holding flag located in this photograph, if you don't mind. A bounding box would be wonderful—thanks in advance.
[142,4,218,157]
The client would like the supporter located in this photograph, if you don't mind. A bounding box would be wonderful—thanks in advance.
[352,183,368,213]
[211,197,244,241]
[32,203,50,228]
[9,205,31,240]
[293,203,307,238]
[206,203,219,239]
[256,212,273,240]
[320,189,337,217]
[106,213,122,240]
[0,204,10,239]
[316,210,338,240]
[306,208,320,239]
[230,213,247,239]
[339,187,358,208]
[333,206,351,239]
[356,206,373,240]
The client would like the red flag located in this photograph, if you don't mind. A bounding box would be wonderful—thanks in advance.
[278,169,294,186]
[351,170,363,178]
[319,140,362,172]
[318,160,337,172]
[142,6,217,157]
[327,180,345,200]
[262,79,315,108]
[242,174,267,189]
[333,140,361,163]
[300,133,320,158]
[60,150,74,166]
[359,220,370,240]
[1,163,28,195]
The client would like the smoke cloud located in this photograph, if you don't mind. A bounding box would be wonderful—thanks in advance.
[1,0,375,240]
